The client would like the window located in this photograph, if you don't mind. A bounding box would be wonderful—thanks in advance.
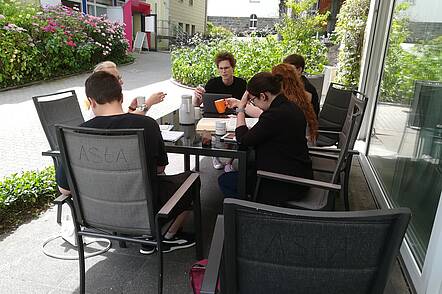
[191,25,195,35]
[249,14,258,29]
[367,0,442,268]
[185,24,190,34]
[189,0,193,6]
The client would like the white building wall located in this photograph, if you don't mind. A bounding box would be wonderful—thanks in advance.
[207,0,279,18]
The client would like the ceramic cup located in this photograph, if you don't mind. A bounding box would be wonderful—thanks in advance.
[136,96,145,108]
[194,106,202,121]
[215,121,227,136]
[214,99,227,114]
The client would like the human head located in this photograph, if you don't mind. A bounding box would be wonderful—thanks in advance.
[85,71,123,105]
[214,51,236,83]
[283,54,305,77]
[246,72,282,111]
[93,61,123,85]
[272,63,318,141]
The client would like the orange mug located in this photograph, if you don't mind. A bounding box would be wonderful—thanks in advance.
[214,99,227,114]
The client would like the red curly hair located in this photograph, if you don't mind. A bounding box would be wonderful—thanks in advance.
[272,63,318,142]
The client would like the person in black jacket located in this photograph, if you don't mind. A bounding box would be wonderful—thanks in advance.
[218,72,313,205]
[283,54,320,117]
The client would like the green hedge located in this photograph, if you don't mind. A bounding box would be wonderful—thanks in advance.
[0,167,58,228]
[0,1,133,88]
[171,0,329,87]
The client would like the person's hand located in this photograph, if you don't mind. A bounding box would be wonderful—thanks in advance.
[129,98,138,112]
[193,86,205,106]
[225,98,240,109]
[146,92,166,108]
[239,91,249,109]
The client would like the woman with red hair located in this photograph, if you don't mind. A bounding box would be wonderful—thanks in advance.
[272,63,318,143]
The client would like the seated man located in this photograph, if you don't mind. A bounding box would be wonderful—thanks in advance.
[193,51,252,171]
[56,71,199,255]
[83,61,166,120]
[283,54,320,117]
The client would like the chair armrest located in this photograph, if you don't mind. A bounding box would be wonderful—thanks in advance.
[201,215,224,294]
[42,150,60,158]
[256,170,341,192]
[157,172,200,219]
[309,151,339,160]
[54,193,71,205]
[309,146,359,155]
[318,130,340,135]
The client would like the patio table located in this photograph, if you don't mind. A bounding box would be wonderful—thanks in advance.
[161,111,249,199]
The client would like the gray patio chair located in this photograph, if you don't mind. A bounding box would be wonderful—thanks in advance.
[55,125,203,294]
[252,95,362,210]
[201,199,411,294]
[308,90,369,210]
[306,73,325,102]
[317,82,353,147]
[33,90,84,223]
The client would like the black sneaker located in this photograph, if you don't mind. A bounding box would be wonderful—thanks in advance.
[139,243,156,255]
[161,232,196,253]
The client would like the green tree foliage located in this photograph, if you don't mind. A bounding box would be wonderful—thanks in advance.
[380,3,441,104]
[171,0,329,86]
[334,0,370,87]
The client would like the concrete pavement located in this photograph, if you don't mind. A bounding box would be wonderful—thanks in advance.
[0,52,193,179]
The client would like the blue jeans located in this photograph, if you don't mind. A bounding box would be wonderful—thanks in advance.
[218,171,240,198]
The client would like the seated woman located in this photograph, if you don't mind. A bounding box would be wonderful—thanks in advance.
[218,72,313,205]
[272,63,318,144]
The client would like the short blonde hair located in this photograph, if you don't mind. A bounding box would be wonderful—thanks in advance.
[93,61,117,72]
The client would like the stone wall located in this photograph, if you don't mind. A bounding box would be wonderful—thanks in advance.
[207,16,279,33]
[408,22,442,43]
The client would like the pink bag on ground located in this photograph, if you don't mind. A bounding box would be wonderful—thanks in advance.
[189,259,220,294]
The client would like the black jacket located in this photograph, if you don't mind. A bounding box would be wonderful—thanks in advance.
[236,95,312,203]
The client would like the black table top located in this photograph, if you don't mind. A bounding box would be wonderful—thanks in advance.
[162,112,245,155]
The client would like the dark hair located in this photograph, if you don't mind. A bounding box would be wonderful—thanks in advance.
[215,51,236,68]
[246,72,282,97]
[85,71,123,104]
[283,54,306,72]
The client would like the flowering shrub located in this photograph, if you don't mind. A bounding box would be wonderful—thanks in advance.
[334,0,370,87]
[171,0,329,87]
[0,1,132,88]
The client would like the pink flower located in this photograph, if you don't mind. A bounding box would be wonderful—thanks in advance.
[66,40,77,47]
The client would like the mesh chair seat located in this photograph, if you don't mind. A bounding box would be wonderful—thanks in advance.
[285,187,329,210]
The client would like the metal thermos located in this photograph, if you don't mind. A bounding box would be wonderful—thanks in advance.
[179,94,195,125]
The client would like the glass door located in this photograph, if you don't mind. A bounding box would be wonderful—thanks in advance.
[363,0,442,291]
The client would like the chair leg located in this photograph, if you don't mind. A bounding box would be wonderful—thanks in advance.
[344,171,350,211]
[77,234,86,294]
[56,203,63,224]
[193,181,203,260]
[195,155,200,172]
[156,219,163,294]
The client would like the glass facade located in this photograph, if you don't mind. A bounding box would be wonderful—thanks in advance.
[367,0,442,268]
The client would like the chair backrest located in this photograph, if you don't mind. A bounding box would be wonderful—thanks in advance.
[33,90,84,151]
[56,125,156,236]
[222,198,411,294]
[318,83,353,132]
[306,73,325,100]
[407,80,442,129]
[337,90,369,149]
[330,101,361,183]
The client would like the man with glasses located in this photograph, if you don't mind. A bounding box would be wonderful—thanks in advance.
[193,52,247,170]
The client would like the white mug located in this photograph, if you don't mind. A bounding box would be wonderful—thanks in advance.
[136,96,145,107]
[215,121,227,136]
[194,107,202,121]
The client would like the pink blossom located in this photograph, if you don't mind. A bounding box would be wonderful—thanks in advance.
[66,40,76,47]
